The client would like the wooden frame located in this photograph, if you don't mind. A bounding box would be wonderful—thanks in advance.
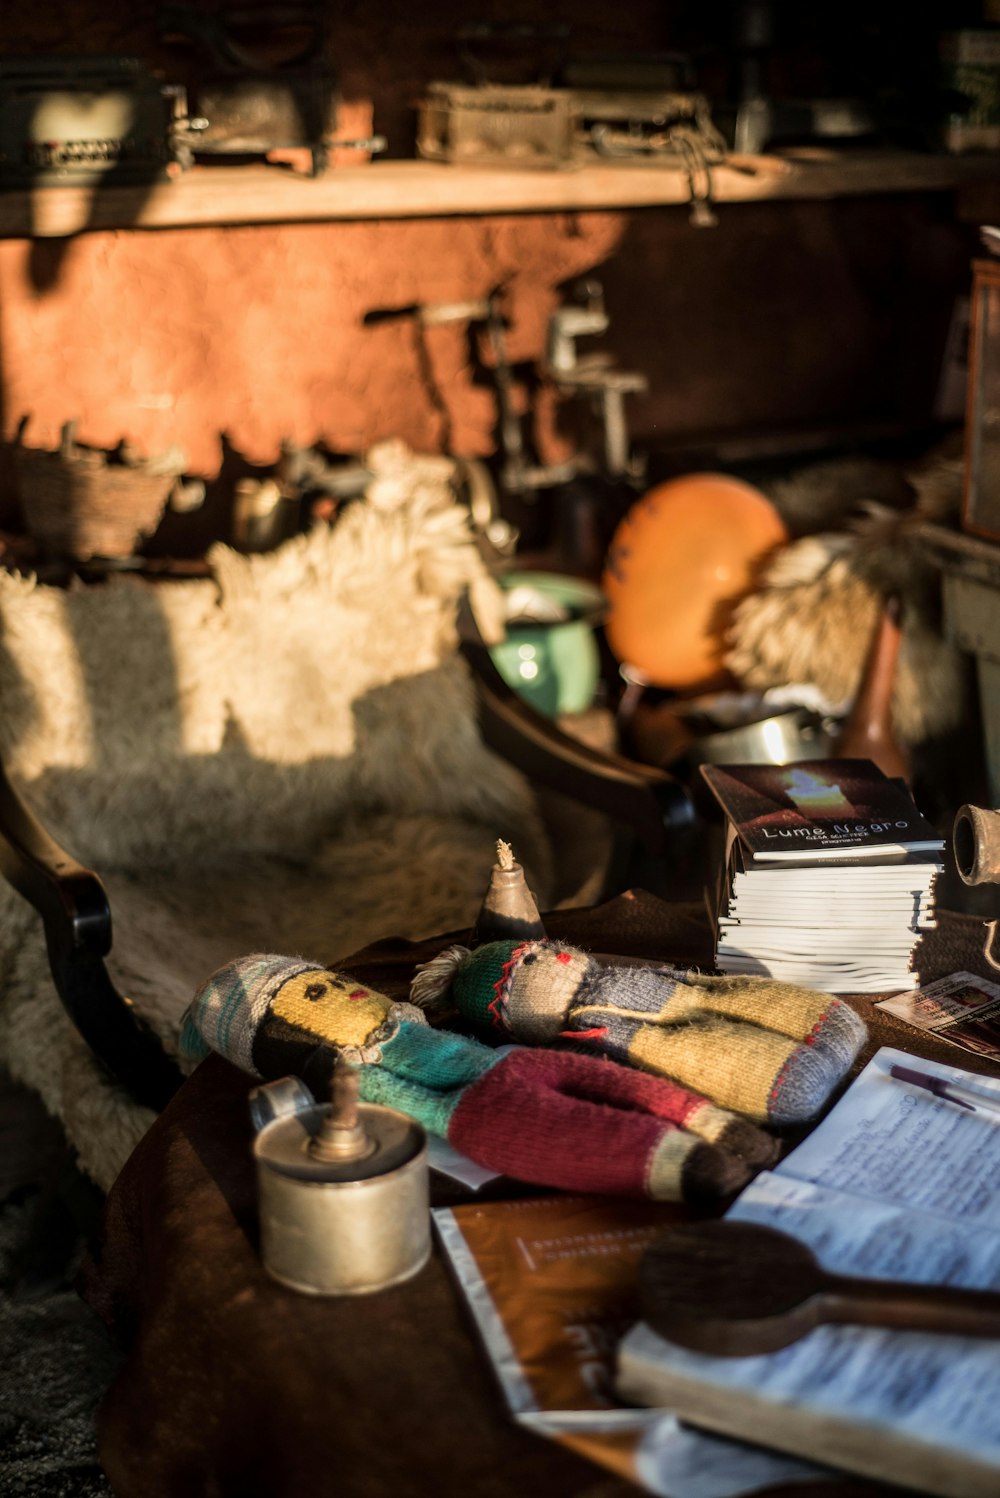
[964,258,1000,543]
[0,756,184,1109]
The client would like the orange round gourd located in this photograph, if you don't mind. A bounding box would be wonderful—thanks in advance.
[602,473,788,690]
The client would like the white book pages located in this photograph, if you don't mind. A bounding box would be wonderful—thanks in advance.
[616,1048,1000,1497]
[717,930,921,954]
[715,959,919,993]
[720,915,932,935]
[753,841,944,862]
[731,866,943,885]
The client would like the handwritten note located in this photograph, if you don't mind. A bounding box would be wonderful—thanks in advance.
[618,1046,1000,1491]
[775,1045,1000,1228]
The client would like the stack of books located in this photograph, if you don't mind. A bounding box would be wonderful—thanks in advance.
[701,759,945,994]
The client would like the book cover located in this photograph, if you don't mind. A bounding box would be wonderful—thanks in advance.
[432,1194,828,1497]
[700,759,945,863]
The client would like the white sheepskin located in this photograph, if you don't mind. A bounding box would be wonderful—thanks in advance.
[0,445,557,1190]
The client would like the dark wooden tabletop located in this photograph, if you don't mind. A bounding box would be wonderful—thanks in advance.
[80,890,998,1498]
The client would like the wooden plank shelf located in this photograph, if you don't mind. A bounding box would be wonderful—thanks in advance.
[1,149,998,238]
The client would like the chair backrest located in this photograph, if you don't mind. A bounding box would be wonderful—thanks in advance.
[0,458,533,871]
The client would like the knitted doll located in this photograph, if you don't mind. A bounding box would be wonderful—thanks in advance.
[181,954,780,1204]
[411,940,867,1126]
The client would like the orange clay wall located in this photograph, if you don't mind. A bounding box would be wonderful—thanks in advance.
[0,214,627,476]
[0,1,976,496]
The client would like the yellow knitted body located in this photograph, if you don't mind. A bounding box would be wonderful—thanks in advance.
[626,1018,798,1122]
[679,973,840,1041]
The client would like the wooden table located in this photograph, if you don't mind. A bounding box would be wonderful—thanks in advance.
[80,890,997,1498]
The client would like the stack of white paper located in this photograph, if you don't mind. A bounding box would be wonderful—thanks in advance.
[716,856,942,993]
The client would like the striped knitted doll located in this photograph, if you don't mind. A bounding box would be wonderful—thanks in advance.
[181,953,779,1204]
[411,941,867,1127]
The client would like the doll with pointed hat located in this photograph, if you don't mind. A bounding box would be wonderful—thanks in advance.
[411,936,866,1128]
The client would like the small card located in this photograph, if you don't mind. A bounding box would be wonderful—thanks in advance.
[876,971,1000,1060]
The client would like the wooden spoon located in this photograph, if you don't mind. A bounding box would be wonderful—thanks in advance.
[639,1220,1000,1357]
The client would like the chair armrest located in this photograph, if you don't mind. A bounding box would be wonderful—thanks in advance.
[459,634,694,856]
[0,757,182,1111]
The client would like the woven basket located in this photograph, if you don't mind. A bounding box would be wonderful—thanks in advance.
[14,433,184,560]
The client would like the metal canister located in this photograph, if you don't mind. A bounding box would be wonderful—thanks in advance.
[250,1068,430,1296]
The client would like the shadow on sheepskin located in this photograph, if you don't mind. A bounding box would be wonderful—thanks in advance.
[0,447,608,1191]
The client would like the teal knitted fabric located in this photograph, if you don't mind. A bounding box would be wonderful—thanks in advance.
[357,1023,502,1138]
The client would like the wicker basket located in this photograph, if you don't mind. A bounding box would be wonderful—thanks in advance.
[13,427,185,560]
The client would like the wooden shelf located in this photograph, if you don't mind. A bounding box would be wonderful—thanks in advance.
[2,150,998,238]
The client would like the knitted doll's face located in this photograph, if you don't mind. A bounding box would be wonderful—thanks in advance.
[270,968,391,1048]
[505,942,591,1044]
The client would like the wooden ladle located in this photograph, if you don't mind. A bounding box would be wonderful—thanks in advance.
[639,1220,1000,1357]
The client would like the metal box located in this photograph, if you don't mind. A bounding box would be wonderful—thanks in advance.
[417,83,576,168]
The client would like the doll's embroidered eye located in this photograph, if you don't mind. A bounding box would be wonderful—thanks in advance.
[305,983,327,1002]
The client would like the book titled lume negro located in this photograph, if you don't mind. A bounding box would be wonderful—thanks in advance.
[700,759,945,863]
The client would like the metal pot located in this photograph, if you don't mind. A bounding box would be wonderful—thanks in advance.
[691,704,833,766]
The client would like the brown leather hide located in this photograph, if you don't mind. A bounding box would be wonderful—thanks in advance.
[81,891,995,1498]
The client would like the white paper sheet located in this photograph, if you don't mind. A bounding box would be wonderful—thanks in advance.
[775,1045,1000,1228]
[619,1046,1000,1488]
[433,1206,828,1498]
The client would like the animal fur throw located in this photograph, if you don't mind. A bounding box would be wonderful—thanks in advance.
[0,440,553,1189]
[724,453,969,748]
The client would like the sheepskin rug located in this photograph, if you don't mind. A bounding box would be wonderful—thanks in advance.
[0,444,557,1190]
